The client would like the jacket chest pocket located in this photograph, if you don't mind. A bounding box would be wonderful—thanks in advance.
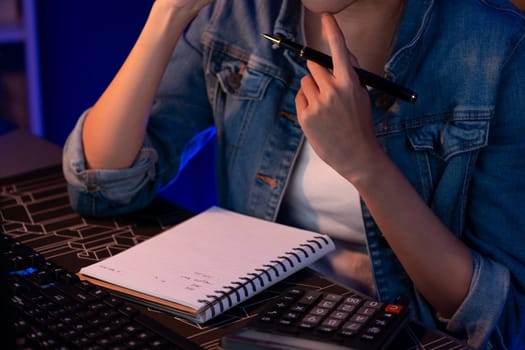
[205,49,276,135]
[203,43,282,170]
[399,110,492,217]
[215,60,272,100]
[205,45,274,108]
[202,33,286,121]
[406,114,491,162]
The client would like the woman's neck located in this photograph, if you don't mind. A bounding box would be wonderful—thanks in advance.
[304,0,406,75]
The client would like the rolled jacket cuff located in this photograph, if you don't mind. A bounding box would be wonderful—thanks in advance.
[439,250,509,349]
[62,111,158,204]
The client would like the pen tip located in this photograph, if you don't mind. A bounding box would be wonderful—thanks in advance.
[261,33,279,45]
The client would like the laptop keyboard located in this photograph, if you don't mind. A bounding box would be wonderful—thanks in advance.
[2,234,202,350]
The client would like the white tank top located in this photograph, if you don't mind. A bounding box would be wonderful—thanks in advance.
[279,141,377,296]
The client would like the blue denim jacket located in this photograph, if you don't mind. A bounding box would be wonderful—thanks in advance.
[63,0,525,348]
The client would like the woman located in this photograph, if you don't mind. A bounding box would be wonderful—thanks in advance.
[63,0,525,348]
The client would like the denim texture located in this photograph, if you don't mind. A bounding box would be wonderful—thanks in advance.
[63,1,525,348]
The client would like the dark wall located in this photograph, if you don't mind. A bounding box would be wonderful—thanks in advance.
[37,0,152,146]
[37,1,217,212]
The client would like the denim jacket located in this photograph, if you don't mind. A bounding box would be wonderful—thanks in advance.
[63,0,525,348]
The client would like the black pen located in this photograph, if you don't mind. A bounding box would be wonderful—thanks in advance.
[262,33,417,104]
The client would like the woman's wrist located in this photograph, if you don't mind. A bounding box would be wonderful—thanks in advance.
[148,0,210,38]
[147,4,187,39]
[344,146,396,193]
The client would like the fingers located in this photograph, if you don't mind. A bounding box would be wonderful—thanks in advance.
[296,13,367,118]
[306,60,333,90]
[296,75,319,111]
[320,13,360,83]
[295,89,308,112]
[157,0,212,17]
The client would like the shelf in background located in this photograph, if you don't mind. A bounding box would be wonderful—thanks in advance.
[0,24,24,43]
[0,0,42,136]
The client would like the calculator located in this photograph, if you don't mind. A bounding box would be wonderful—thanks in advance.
[221,287,410,350]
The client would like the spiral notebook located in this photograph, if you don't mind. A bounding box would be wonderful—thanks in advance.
[77,206,335,323]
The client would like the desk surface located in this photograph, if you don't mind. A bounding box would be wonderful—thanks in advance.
[0,130,470,350]
[0,129,62,178]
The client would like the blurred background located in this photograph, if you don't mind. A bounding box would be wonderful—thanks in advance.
[0,0,523,210]
[0,0,217,212]
[0,0,153,142]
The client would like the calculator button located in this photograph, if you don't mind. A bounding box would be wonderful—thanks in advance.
[338,303,357,313]
[310,307,330,317]
[317,326,337,335]
[343,296,363,306]
[361,333,379,341]
[286,288,305,297]
[357,306,377,316]
[381,312,395,319]
[373,318,390,327]
[385,304,403,314]
[277,319,297,334]
[323,293,343,303]
[300,314,322,327]
[263,310,280,318]
[365,326,383,335]
[280,295,297,303]
[340,321,362,337]
[297,322,316,331]
[329,310,349,320]
[277,319,294,327]
[322,318,342,327]
[317,300,337,309]
[274,301,290,309]
[298,291,321,305]
[289,304,308,313]
[281,311,301,321]
[364,300,384,309]
[258,316,273,323]
[319,318,342,334]
[350,314,369,323]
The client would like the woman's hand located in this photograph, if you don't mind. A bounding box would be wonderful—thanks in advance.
[153,0,213,23]
[295,13,383,185]
[295,15,473,319]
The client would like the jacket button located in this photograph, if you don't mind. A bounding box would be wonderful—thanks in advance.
[375,93,395,110]
[227,72,242,90]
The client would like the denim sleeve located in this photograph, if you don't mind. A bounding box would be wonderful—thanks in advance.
[62,111,162,217]
[62,5,215,217]
[441,37,525,349]
[440,251,510,349]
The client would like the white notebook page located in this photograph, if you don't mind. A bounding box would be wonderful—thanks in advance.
[79,206,335,311]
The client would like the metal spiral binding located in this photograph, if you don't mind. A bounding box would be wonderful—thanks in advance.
[197,235,328,319]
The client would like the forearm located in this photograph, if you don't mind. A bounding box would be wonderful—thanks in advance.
[351,151,473,318]
[82,1,204,169]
